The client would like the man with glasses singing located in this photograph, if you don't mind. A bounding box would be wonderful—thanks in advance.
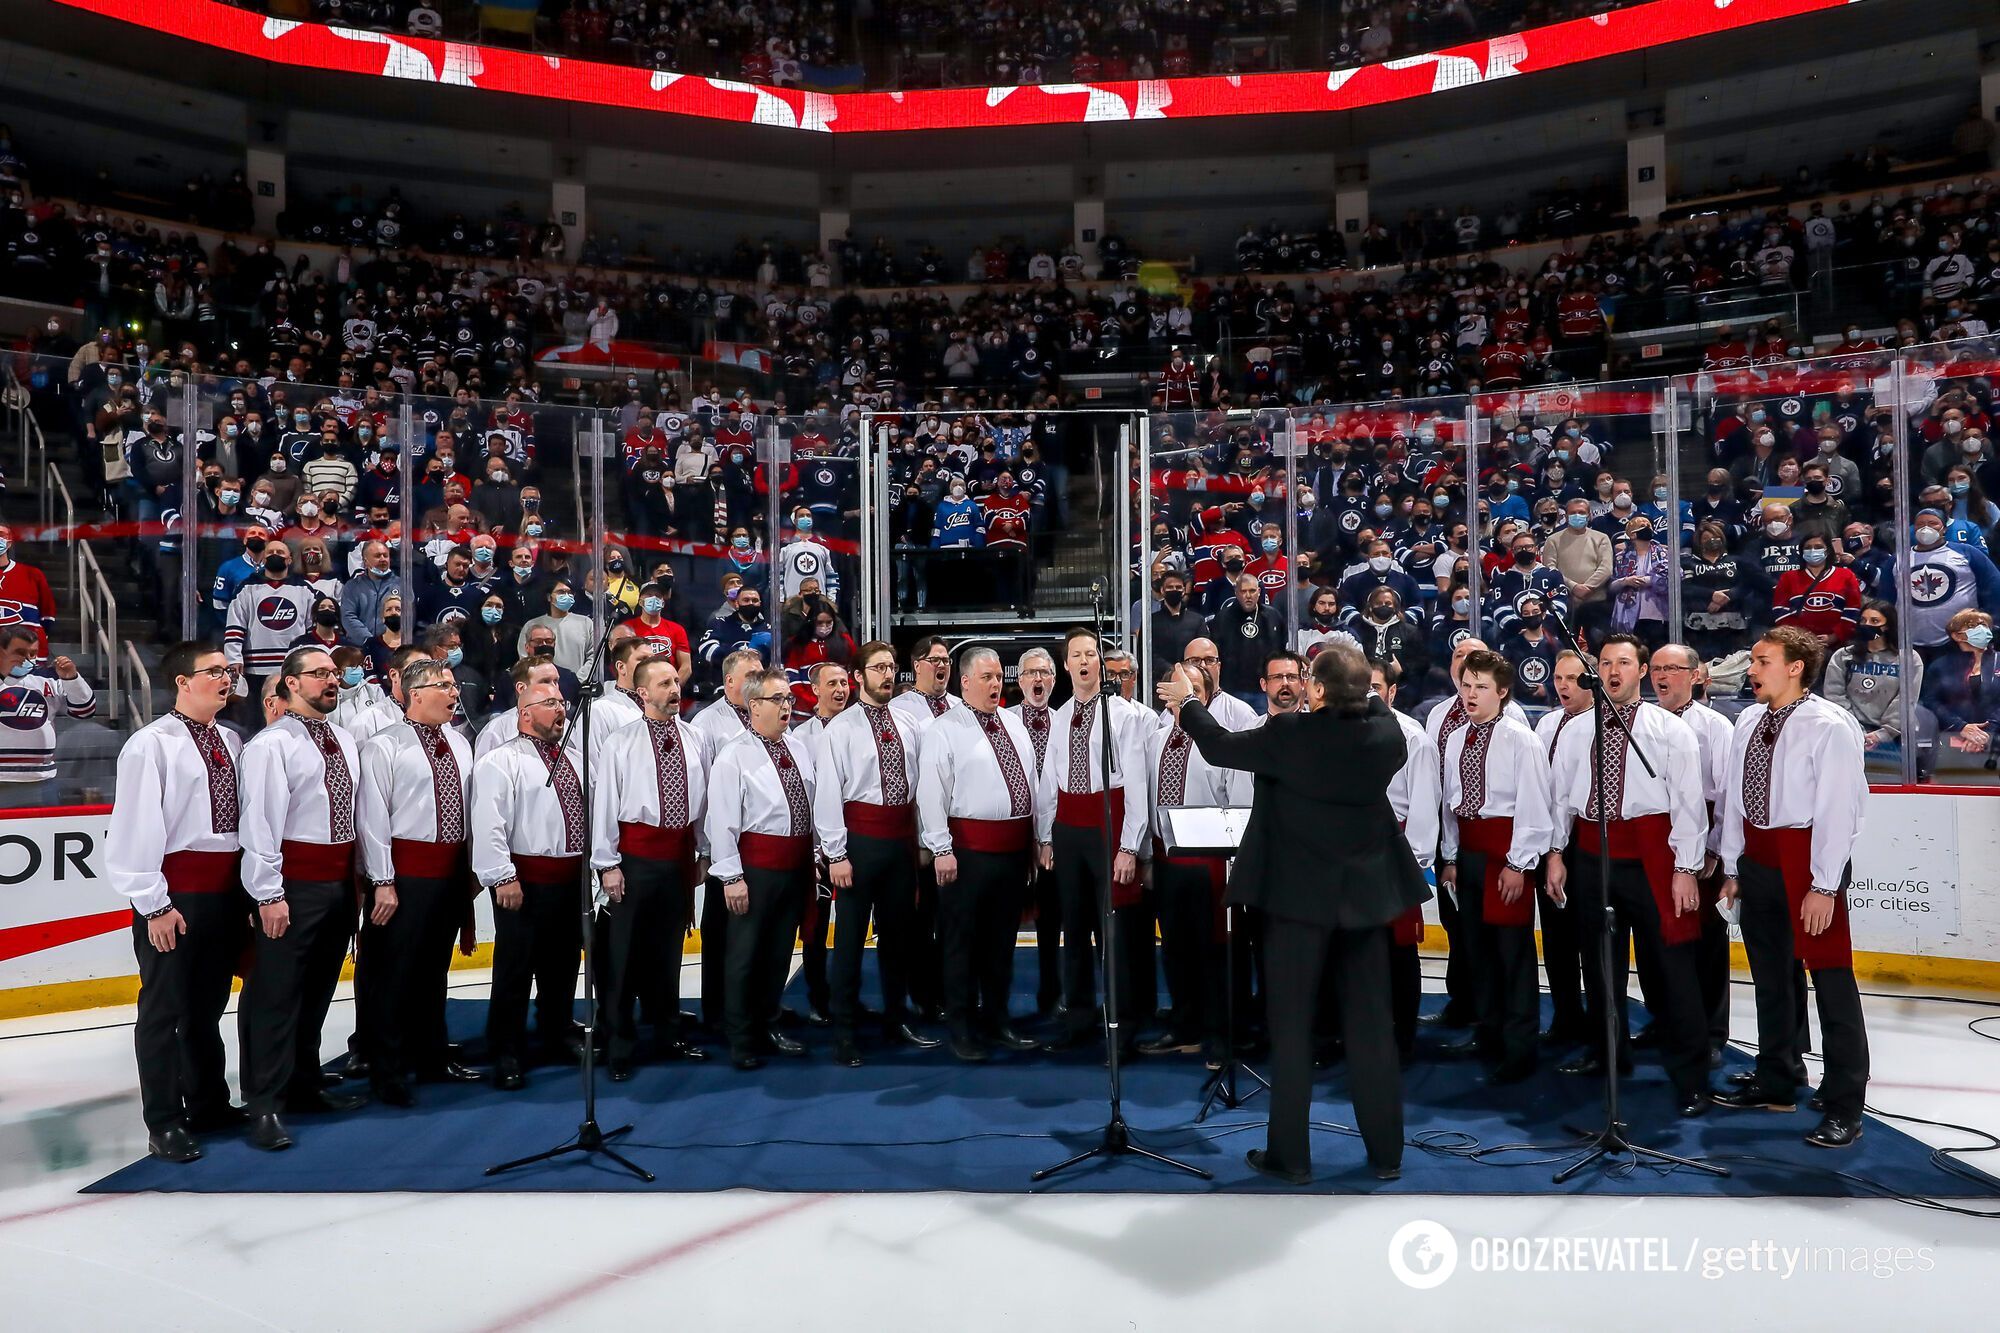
[1009,646,1063,1014]
[891,635,963,729]
[705,668,820,1070]
[470,680,591,1091]
[109,641,248,1164]
[356,657,479,1107]
[1182,638,1260,730]
[238,646,367,1151]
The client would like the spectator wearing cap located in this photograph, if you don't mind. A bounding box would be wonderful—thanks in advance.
[1908,508,2000,660]
[1920,609,2000,759]
[1839,521,1895,603]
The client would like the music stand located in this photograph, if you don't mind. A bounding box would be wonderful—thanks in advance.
[1163,807,1270,1121]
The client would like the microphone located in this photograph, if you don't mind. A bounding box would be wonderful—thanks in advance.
[1088,578,1106,607]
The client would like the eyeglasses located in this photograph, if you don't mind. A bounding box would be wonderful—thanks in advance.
[919,656,950,668]
[1185,654,1220,667]
[294,668,339,680]
[186,665,232,682]
[524,699,567,711]
[410,682,462,693]
[751,693,791,707]
[1019,667,1056,679]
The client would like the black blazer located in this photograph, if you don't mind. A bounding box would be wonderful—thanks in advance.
[1180,697,1430,931]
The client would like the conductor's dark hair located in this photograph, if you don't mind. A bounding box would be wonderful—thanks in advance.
[1311,642,1372,715]
[162,640,222,688]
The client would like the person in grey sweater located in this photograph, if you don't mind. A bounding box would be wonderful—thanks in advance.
[1824,600,1922,753]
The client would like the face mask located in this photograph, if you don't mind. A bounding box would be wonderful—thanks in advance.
[795,514,813,533]
[445,648,464,668]
[1432,493,1450,508]
[1917,527,1943,548]
[525,522,544,538]
[482,605,503,625]
[1373,503,1392,519]
[1514,548,1536,567]
[1945,419,1963,435]
[264,555,288,576]
[314,606,340,627]
[1653,486,1668,502]
[7,662,33,680]
[1370,604,1395,622]
[1750,410,1767,425]
[1451,596,1470,615]
[1629,524,1653,542]
[1368,555,1394,574]
[739,603,761,621]
[381,613,402,633]
[1612,494,1633,510]
[531,643,554,657]
[1161,589,1184,609]
[554,593,575,612]
[1800,545,1831,566]
[1565,426,1582,439]
[1260,537,1279,553]
[473,547,494,566]
[1566,514,1586,529]
[340,666,366,688]
[732,535,751,550]
[1969,626,1995,650]
[219,489,240,506]
[270,457,287,473]
[950,485,967,500]
[641,596,664,615]
[1767,521,1790,538]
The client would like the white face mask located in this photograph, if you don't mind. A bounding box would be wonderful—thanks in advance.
[1368,555,1394,573]
[1916,526,1943,548]
[1767,521,1790,538]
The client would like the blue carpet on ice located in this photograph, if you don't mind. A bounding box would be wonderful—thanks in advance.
[86,952,2000,1198]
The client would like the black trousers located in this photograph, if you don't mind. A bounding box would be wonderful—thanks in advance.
[723,864,807,1056]
[1155,858,1226,1043]
[1390,943,1420,1060]
[908,857,944,1014]
[1737,855,1870,1118]
[1434,876,1472,1016]
[1265,919,1402,1174]
[1050,823,1148,1037]
[801,876,831,1016]
[1571,852,1711,1097]
[1537,851,1588,1034]
[1029,863,1063,1010]
[1461,848,1538,1071]
[359,872,461,1085]
[606,854,693,1060]
[487,872,583,1063]
[699,876,730,1028]
[242,878,357,1116]
[939,846,1029,1036]
[1695,865,1732,1046]
[132,891,248,1132]
[830,833,918,1037]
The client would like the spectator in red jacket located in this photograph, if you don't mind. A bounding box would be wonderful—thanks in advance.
[1773,531,1863,652]
[782,592,856,713]
[0,526,55,656]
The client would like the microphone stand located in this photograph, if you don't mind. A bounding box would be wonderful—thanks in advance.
[1538,605,1726,1185]
[1035,581,1212,1184]
[489,608,653,1182]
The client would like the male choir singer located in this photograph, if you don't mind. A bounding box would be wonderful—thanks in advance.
[238,645,366,1151]
[1163,643,1427,1185]
[110,642,248,1163]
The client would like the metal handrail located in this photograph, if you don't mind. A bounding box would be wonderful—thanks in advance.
[41,459,77,605]
[76,540,119,718]
[122,639,153,726]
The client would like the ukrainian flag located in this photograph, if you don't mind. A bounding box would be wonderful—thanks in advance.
[481,0,537,36]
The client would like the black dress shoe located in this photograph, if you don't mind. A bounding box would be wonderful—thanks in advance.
[186,1104,249,1134]
[1371,1162,1403,1181]
[493,1058,525,1091]
[1725,1067,1806,1091]
[1709,1085,1797,1111]
[607,1059,634,1083]
[1136,1031,1201,1056]
[731,1052,765,1071]
[763,1031,807,1057]
[1245,1149,1311,1186]
[660,1040,711,1062]
[803,1006,833,1028]
[1805,1112,1862,1148]
[342,1049,371,1081]
[375,1080,415,1109]
[834,1039,864,1068]
[1556,1050,1633,1078]
[249,1113,293,1152]
[885,1022,942,1050]
[1631,1023,1660,1049]
[1709,1045,1725,1069]
[949,1033,990,1062]
[1810,1091,1825,1112]
[148,1124,203,1164]
[426,1060,485,1083]
[319,1070,345,1090]
[284,1087,367,1114]
[1040,1027,1092,1053]
[1419,1004,1475,1029]
[988,1026,1041,1052]
[1437,1036,1486,1059]
[1677,1089,1713,1118]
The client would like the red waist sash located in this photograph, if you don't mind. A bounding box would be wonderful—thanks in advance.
[1743,823,1853,970]
[948,816,1032,855]
[1458,815,1530,928]
[844,800,917,841]
[1574,812,1696,946]
[281,839,354,883]
[515,853,583,885]
[618,820,693,860]
[739,831,811,872]
[390,837,466,880]
[161,849,239,895]
[1055,787,1125,832]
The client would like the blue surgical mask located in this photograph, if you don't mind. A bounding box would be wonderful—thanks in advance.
[1951,481,1971,496]
[1802,547,1828,566]
[1567,513,1586,529]
[482,605,503,624]
[1968,625,1994,649]
[219,489,240,506]
[1565,426,1581,439]
[1514,431,1531,445]
[1249,490,1266,507]
[525,522,544,538]
[732,535,751,550]
[795,514,813,532]
[642,596,664,614]
[1653,486,1668,502]
[340,666,366,688]
[554,593,575,612]
[474,546,494,564]
[1261,537,1279,553]
[445,647,464,667]
[6,661,33,679]
[1750,409,1767,424]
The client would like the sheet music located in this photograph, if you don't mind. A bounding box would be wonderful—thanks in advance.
[1163,806,1252,856]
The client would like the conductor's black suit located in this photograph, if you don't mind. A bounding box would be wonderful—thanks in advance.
[1180,695,1430,1176]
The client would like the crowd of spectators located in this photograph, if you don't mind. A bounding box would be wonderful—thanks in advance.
[230,1,1659,91]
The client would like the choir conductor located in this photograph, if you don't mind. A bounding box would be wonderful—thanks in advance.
[1160,642,1428,1184]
